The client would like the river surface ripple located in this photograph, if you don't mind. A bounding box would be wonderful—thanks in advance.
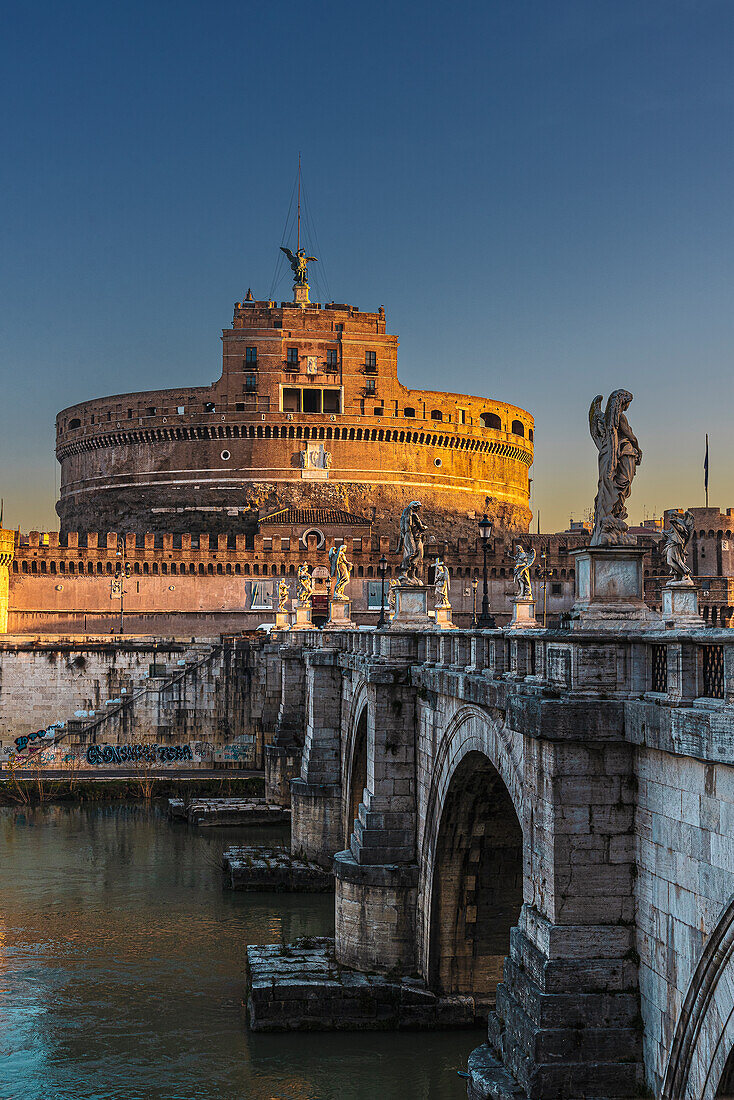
[0,803,481,1099]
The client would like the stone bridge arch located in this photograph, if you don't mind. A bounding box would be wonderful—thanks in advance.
[419,704,524,995]
[662,893,734,1100]
[341,678,369,849]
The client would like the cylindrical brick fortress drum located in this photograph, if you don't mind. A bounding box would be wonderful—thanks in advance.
[56,298,533,539]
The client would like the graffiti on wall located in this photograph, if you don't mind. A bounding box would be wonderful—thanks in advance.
[85,743,197,766]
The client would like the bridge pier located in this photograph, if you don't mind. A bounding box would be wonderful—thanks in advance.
[335,665,419,973]
[477,712,642,1099]
[290,650,343,867]
[265,644,306,807]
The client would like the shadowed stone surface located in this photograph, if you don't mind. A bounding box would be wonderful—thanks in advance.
[222,846,333,892]
[167,797,290,827]
[246,938,489,1032]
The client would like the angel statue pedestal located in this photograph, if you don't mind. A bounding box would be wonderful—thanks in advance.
[292,601,313,629]
[274,610,291,632]
[389,585,434,630]
[434,606,455,630]
[570,548,661,632]
[662,580,701,626]
[324,596,357,631]
[508,596,539,630]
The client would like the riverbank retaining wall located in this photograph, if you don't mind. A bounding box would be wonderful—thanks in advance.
[0,634,280,768]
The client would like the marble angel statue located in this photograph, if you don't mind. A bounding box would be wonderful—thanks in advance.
[662,510,694,583]
[513,545,536,600]
[397,500,427,585]
[329,543,352,600]
[588,390,642,546]
[277,578,289,613]
[296,562,313,603]
[433,558,451,608]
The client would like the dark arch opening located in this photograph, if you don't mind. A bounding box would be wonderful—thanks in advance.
[429,750,522,998]
[345,708,368,847]
[717,1045,734,1096]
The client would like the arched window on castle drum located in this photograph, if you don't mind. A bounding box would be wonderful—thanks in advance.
[481,412,502,430]
[430,409,443,421]
[511,420,525,437]
[404,407,416,418]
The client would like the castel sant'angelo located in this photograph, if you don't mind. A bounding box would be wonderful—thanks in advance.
[55,246,534,545]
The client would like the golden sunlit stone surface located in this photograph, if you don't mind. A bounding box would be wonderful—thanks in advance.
[55,299,533,540]
[0,529,14,633]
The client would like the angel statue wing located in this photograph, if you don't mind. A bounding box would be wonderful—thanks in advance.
[280,246,296,264]
[682,510,695,544]
[588,395,606,451]
[526,548,536,569]
[329,546,338,577]
[305,256,318,264]
[671,510,695,547]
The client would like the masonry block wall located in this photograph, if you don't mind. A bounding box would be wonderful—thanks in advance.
[635,745,734,1093]
[0,636,260,759]
[290,651,344,867]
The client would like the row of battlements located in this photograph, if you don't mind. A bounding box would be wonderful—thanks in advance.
[13,527,592,561]
[8,528,678,587]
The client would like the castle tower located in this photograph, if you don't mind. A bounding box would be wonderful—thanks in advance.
[0,528,15,633]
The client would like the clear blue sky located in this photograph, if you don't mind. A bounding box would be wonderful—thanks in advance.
[1,0,733,533]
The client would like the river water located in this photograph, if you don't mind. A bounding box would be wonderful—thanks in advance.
[0,804,482,1099]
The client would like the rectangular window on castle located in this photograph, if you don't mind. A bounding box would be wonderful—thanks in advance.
[281,538,290,551]
[353,538,362,553]
[286,348,299,366]
[326,350,338,370]
[245,375,257,393]
[303,389,321,413]
[282,388,301,412]
[364,350,377,371]
[245,347,257,365]
[322,390,341,414]
[262,538,272,551]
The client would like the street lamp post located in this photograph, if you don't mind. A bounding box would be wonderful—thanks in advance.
[377,554,388,629]
[471,576,478,627]
[477,514,496,629]
[538,548,554,628]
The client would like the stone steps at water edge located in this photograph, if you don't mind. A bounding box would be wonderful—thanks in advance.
[223,846,332,892]
[167,797,290,827]
[246,938,492,1032]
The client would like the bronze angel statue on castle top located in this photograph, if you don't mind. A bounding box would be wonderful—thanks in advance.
[280,246,317,287]
[588,390,642,547]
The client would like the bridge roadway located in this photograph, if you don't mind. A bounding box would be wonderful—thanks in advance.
[261,622,734,1099]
